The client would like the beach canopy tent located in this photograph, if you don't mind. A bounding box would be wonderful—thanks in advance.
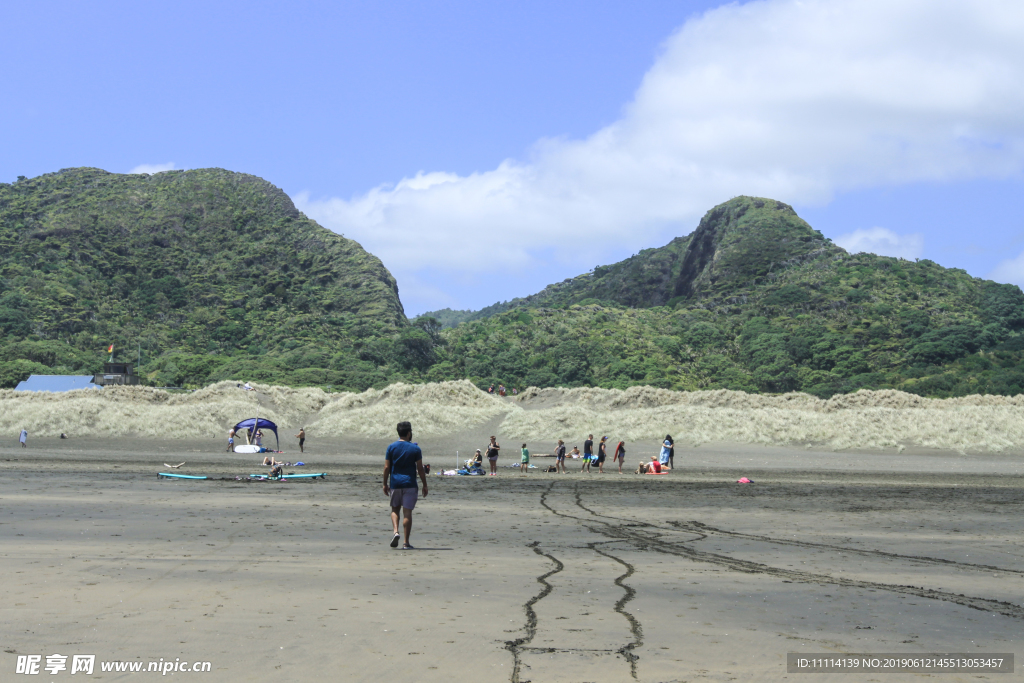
[15,375,102,392]
[233,418,279,450]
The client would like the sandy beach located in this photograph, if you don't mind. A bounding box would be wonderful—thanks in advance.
[2,433,1021,682]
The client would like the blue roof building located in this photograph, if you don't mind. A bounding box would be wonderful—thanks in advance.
[14,375,103,392]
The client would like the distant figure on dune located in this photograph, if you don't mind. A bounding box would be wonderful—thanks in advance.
[295,427,305,453]
[19,428,27,448]
[384,420,428,550]
[488,384,494,394]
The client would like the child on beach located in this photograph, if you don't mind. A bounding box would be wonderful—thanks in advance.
[520,443,530,474]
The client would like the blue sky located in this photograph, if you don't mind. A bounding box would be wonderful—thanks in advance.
[4,1,1024,316]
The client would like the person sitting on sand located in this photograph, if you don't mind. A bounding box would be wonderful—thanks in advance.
[263,455,285,466]
[471,449,483,467]
[270,463,284,478]
[637,456,663,474]
[570,445,580,459]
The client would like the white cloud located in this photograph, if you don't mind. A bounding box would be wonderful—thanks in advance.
[989,251,1024,287]
[130,162,176,175]
[834,227,924,260]
[297,0,1024,293]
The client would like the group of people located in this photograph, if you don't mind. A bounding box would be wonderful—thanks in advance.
[486,384,518,397]
[226,427,306,453]
[467,433,676,475]
[381,422,680,550]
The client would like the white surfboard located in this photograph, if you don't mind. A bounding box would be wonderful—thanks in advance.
[234,444,263,454]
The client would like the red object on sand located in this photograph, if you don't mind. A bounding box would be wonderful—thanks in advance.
[737,477,752,484]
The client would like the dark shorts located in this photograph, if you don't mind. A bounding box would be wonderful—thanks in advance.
[299,438,305,446]
[389,487,418,510]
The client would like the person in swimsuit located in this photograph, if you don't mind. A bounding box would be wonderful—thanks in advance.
[520,443,529,474]
[613,440,626,474]
[295,427,305,453]
[555,439,567,474]
[227,428,235,452]
[486,435,500,476]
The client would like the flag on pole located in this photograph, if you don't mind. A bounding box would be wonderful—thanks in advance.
[107,345,114,354]
[107,344,114,362]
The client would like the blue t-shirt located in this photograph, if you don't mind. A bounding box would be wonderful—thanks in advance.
[386,440,422,489]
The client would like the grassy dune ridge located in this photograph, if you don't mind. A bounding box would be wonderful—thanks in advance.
[3,380,1024,453]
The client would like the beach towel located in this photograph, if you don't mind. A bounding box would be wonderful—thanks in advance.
[737,477,754,484]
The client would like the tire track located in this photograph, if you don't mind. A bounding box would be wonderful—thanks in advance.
[504,539,564,683]
[555,483,1024,621]
[589,542,644,679]
[670,520,1024,576]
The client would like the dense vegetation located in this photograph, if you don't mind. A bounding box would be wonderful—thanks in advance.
[4,170,1024,398]
[0,167,410,389]
[419,197,1024,398]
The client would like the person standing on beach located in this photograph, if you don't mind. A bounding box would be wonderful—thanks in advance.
[659,435,673,469]
[520,443,530,474]
[667,435,675,469]
[613,440,626,474]
[383,421,428,550]
[227,428,235,453]
[555,439,567,474]
[597,436,608,473]
[295,427,305,453]
[19,428,27,448]
[581,434,594,473]
[486,435,501,476]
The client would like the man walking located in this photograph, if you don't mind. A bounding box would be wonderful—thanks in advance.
[383,421,428,550]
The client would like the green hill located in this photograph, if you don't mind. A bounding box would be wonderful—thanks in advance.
[418,196,1024,397]
[0,167,412,389]
[6,172,1024,399]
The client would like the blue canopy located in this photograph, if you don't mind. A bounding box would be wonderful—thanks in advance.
[233,418,279,450]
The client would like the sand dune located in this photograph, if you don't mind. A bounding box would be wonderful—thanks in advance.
[3,380,1024,452]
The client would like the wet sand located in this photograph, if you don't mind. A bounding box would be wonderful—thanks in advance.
[1,436,1021,682]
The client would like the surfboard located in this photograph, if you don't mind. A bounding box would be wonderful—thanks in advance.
[234,445,264,454]
[281,473,326,479]
[159,473,208,479]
